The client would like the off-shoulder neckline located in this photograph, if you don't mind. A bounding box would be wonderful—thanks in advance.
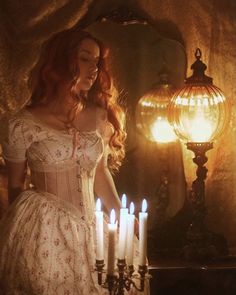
[21,109,99,136]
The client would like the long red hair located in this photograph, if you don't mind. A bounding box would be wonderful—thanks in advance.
[28,28,126,172]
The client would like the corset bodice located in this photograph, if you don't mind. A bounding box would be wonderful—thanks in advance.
[2,109,107,220]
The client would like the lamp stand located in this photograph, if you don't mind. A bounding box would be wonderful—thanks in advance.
[183,142,228,260]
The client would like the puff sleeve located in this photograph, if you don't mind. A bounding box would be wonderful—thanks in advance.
[2,116,35,163]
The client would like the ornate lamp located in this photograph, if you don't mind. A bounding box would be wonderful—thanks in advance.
[135,72,180,259]
[168,48,230,260]
[135,73,177,144]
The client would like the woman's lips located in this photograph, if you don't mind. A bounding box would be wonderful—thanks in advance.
[86,75,96,82]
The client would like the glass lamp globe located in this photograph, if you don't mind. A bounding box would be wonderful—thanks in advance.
[168,48,230,143]
[135,74,177,143]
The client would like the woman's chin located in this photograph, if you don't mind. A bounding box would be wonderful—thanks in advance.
[76,83,93,93]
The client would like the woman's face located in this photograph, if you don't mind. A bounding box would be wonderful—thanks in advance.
[74,38,100,93]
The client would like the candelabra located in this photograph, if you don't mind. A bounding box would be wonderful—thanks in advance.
[95,259,149,295]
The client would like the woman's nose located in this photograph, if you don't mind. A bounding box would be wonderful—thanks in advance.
[90,61,98,73]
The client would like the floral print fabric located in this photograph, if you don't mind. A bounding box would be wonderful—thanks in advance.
[0,109,149,295]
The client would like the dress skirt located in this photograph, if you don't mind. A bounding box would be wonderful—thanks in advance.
[0,190,105,295]
[0,191,149,295]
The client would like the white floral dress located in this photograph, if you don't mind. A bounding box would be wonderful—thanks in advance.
[0,109,149,295]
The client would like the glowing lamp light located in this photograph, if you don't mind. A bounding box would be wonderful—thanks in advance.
[136,74,177,143]
[151,116,177,143]
[168,48,230,143]
[188,114,213,142]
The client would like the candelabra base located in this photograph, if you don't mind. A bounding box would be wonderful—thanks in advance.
[95,259,105,285]
[95,259,150,295]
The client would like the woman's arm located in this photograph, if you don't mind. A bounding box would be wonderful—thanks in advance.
[94,153,121,217]
[5,160,27,205]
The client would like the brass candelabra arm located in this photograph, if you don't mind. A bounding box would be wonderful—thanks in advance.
[138,265,149,292]
[95,259,150,295]
[95,259,106,286]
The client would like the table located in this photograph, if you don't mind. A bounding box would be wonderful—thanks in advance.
[149,256,236,295]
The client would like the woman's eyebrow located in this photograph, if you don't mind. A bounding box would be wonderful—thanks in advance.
[79,49,91,54]
[79,49,99,59]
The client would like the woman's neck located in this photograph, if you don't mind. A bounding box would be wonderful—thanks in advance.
[48,95,80,118]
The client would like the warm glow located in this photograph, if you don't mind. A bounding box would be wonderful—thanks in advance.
[96,198,101,211]
[151,117,177,143]
[168,49,230,143]
[130,202,135,215]
[140,100,155,107]
[110,209,116,224]
[135,82,175,144]
[188,114,213,142]
[141,199,147,213]
[170,90,228,142]
[121,194,127,208]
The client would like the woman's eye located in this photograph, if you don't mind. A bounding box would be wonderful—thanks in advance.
[79,56,99,66]
[80,57,89,62]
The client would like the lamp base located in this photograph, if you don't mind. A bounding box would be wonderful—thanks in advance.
[183,142,228,261]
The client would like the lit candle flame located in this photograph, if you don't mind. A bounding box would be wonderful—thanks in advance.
[96,198,101,211]
[121,194,127,208]
[110,209,116,224]
[130,202,135,215]
[141,199,147,213]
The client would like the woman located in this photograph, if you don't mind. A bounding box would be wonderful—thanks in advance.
[0,29,148,294]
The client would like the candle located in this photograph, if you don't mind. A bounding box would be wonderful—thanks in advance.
[118,194,128,260]
[126,202,135,266]
[107,209,117,275]
[95,198,104,260]
[139,199,148,266]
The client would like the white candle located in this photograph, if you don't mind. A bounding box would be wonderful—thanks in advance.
[139,199,148,266]
[126,202,135,266]
[107,209,117,275]
[95,198,104,260]
[118,194,128,260]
